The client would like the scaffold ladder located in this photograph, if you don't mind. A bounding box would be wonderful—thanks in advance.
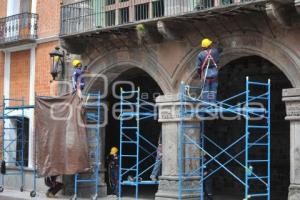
[245,79,271,200]
[0,97,26,192]
[119,87,158,200]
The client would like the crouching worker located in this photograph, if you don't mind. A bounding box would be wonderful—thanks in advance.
[107,147,119,196]
[196,38,223,103]
[44,175,63,198]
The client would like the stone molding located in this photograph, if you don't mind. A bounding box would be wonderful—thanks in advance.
[283,88,300,121]
[156,94,203,122]
[289,184,300,200]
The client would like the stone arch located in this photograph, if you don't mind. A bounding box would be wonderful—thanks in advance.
[83,49,173,95]
[173,33,300,88]
[81,50,165,198]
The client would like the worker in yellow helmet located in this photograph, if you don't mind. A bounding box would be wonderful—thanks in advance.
[72,59,88,93]
[107,146,119,196]
[195,38,223,103]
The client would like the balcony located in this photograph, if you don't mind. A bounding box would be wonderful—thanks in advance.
[60,0,267,37]
[0,13,38,48]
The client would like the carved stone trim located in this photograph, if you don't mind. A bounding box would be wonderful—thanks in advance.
[282,88,300,121]
[156,94,202,122]
[266,2,293,27]
[289,184,300,200]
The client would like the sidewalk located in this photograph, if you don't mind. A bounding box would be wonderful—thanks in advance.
[0,189,150,200]
[0,189,242,200]
[0,189,70,200]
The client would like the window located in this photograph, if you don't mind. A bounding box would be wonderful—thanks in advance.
[135,3,149,21]
[105,10,115,26]
[16,117,29,167]
[20,0,32,13]
[119,7,129,24]
[153,0,164,18]
[106,0,115,5]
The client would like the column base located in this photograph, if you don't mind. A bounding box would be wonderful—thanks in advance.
[63,174,107,198]
[155,176,200,200]
[289,185,300,200]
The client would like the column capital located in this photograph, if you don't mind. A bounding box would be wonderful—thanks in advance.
[156,94,180,122]
[156,94,201,123]
[282,88,300,121]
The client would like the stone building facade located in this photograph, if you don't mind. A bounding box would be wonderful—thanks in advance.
[1,0,300,200]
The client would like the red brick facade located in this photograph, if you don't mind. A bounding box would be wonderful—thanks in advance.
[0,0,60,99]
[0,52,4,103]
[10,50,31,105]
[36,0,61,38]
[0,0,61,161]
[0,0,7,18]
[35,41,59,96]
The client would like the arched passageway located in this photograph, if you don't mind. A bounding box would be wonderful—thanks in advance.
[204,56,291,200]
[103,68,163,198]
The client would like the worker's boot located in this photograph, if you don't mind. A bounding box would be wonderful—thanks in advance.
[46,191,55,198]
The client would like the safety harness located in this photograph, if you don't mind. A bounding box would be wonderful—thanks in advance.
[199,49,218,98]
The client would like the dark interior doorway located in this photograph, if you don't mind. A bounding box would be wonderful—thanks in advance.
[204,56,291,200]
[105,68,163,198]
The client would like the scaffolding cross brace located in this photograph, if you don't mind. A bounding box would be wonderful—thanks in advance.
[179,77,271,200]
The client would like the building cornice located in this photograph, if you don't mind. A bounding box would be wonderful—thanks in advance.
[0,35,59,52]
[36,35,59,44]
[0,43,37,53]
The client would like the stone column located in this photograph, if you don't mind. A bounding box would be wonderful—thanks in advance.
[155,94,201,200]
[282,88,300,200]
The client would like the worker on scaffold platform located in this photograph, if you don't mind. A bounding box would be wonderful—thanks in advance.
[196,38,223,103]
[72,59,88,97]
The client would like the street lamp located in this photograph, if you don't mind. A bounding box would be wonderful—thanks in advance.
[49,46,65,81]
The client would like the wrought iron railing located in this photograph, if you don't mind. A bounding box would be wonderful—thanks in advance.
[60,0,264,36]
[0,13,38,45]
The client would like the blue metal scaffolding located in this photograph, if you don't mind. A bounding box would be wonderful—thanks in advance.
[73,92,101,200]
[119,87,159,199]
[179,77,271,200]
[0,97,26,193]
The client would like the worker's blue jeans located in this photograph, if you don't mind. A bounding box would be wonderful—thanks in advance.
[151,156,162,178]
[110,167,119,196]
[202,80,218,103]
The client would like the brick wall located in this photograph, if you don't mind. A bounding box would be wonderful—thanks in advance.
[36,0,61,38]
[0,52,4,160]
[0,52,4,103]
[35,41,59,96]
[10,50,30,105]
[0,0,7,18]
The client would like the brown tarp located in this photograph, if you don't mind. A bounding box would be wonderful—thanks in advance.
[35,93,90,177]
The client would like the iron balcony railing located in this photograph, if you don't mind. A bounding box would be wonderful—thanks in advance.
[60,0,264,36]
[0,13,38,46]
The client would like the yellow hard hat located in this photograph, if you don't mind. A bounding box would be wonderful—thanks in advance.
[201,38,213,48]
[72,59,81,67]
[110,147,118,155]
